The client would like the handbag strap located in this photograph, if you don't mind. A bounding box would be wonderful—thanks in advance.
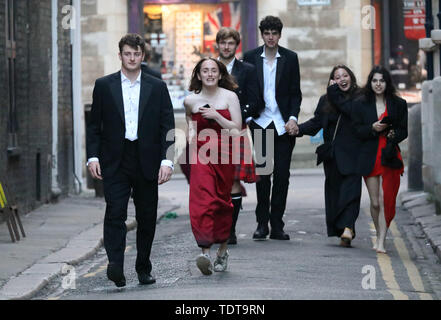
[332,114,342,142]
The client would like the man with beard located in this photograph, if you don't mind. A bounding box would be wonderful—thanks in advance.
[216,27,262,245]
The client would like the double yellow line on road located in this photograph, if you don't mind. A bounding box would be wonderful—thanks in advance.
[365,208,433,300]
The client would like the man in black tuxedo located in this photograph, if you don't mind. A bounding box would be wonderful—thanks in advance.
[86,34,175,287]
[216,27,262,245]
[243,16,302,241]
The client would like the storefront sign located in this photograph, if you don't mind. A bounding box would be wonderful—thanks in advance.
[403,0,426,40]
[297,0,331,6]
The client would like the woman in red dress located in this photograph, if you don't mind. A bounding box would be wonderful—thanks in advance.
[352,66,408,253]
[184,58,242,275]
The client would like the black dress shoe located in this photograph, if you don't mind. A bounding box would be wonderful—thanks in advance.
[107,263,126,288]
[270,230,290,240]
[228,232,237,245]
[138,272,156,285]
[253,224,269,240]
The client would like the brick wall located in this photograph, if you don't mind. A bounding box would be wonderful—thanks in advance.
[0,0,74,216]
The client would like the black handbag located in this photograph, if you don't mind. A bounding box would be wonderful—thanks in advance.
[381,140,403,169]
[315,115,341,165]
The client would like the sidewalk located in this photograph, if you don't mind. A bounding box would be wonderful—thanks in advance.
[399,191,441,262]
[0,189,177,300]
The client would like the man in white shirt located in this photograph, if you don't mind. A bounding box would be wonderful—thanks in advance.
[243,16,302,241]
[86,34,175,287]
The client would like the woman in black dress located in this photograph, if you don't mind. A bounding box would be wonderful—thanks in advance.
[298,65,362,247]
[352,66,407,253]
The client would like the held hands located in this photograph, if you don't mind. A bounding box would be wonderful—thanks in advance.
[88,161,102,180]
[285,119,299,136]
[158,165,173,185]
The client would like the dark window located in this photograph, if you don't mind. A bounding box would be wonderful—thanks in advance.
[6,0,18,152]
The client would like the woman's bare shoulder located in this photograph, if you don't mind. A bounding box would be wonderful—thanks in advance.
[184,93,198,106]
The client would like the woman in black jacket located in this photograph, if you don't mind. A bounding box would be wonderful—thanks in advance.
[298,65,362,247]
[352,66,408,254]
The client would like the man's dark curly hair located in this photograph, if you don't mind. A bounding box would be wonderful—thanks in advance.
[118,33,145,53]
[259,16,283,34]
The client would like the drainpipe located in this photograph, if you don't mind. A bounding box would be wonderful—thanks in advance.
[51,0,61,199]
[71,0,83,193]
[382,0,391,69]
[438,0,441,75]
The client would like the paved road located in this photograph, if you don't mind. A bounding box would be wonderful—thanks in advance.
[34,173,441,300]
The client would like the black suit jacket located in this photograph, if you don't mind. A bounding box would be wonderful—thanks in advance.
[86,71,175,181]
[351,95,408,176]
[243,45,302,121]
[298,94,361,175]
[141,63,162,80]
[231,59,263,121]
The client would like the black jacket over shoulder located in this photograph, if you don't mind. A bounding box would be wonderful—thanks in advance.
[351,95,408,176]
[298,93,360,176]
[231,59,263,121]
[243,45,302,121]
[86,71,175,181]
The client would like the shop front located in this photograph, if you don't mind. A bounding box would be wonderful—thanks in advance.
[128,0,258,110]
[373,0,426,103]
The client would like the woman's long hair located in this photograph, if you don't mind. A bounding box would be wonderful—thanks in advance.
[362,65,399,103]
[324,64,359,113]
[188,57,238,94]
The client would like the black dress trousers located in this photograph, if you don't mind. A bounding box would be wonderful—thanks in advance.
[102,139,158,274]
[249,121,296,231]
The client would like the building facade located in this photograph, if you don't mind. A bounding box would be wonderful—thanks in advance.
[1,0,76,215]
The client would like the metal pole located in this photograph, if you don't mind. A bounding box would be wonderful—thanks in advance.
[382,0,391,69]
[51,0,61,198]
[425,0,434,80]
[438,0,441,75]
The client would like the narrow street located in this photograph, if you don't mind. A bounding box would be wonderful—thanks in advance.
[34,172,441,300]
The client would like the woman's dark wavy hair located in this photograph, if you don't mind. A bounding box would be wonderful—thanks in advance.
[362,65,399,103]
[324,64,360,113]
[188,57,238,94]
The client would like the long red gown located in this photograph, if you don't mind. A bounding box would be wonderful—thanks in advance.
[365,107,404,228]
[189,110,235,248]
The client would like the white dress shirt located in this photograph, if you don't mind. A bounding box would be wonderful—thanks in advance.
[218,57,235,75]
[248,47,297,136]
[121,70,141,141]
[226,57,235,75]
[87,70,173,170]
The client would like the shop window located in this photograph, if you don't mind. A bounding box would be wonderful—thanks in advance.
[373,0,426,103]
[143,1,242,110]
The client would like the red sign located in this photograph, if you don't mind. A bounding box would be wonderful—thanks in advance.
[403,0,426,40]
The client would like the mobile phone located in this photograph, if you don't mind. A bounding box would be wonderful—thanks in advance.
[380,116,392,124]
[201,104,210,109]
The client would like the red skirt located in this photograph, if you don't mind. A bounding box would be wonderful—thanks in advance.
[232,126,257,183]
